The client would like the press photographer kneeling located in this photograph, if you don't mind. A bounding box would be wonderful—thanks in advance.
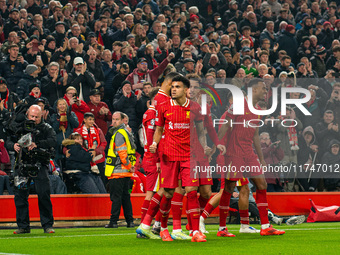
[6,105,57,234]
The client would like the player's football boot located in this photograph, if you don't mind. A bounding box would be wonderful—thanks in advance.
[160,229,173,241]
[217,228,236,237]
[199,216,209,234]
[152,225,161,235]
[136,225,161,239]
[239,225,260,233]
[191,231,207,242]
[260,225,286,236]
[171,231,191,240]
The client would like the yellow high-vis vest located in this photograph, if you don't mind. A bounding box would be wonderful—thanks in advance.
[105,128,136,177]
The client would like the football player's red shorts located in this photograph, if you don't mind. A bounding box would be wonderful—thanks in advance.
[195,159,213,186]
[143,160,159,192]
[160,158,199,189]
[223,155,263,181]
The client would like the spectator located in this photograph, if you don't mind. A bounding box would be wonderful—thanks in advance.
[63,86,90,128]
[17,64,40,100]
[322,140,340,191]
[274,107,303,192]
[87,89,112,134]
[76,112,107,185]
[0,44,28,93]
[21,83,49,108]
[277,25,298,64]
[62,133,106,193]
[50,98,79,165]
[0,139,13,195]
[311,45,327,78]
[260,132,284,192]
[325,83,340,125]
[315,110,340,158]
[4,8,20,38]
[84,48,105,90]
[113,81,144,134]
[126,53,174,89]
[67,57,96,103]
[101,49,117,109]
[301,85,328,129]
[41,62,66,108]
[259,21,276,48]
[297,126,320,192]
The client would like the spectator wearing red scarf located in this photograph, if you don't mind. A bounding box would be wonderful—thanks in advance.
[76,112,107,185]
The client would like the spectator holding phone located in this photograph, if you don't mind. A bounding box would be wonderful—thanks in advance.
[63,86,90,128]
[0,44,28,93]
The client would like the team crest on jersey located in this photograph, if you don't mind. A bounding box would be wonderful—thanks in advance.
[186,111,190,118]
[227,105,233,114]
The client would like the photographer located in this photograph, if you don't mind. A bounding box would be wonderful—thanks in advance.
[6,105,56,234]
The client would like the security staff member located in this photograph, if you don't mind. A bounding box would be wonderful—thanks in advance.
[7,105,57,234]
[105,111,136,228]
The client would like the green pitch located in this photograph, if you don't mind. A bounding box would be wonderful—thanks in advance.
[0,222,340,255]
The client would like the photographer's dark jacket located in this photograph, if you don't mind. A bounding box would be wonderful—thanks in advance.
[6,119,57,164]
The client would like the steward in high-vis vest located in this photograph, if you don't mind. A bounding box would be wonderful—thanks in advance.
[104,112,136,228]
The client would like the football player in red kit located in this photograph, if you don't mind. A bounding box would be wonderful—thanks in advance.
[218,78,285,236]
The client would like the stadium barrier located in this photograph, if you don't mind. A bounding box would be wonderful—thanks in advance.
[0,192,340,222]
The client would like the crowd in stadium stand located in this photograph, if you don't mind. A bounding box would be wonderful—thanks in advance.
[0,0,340,195]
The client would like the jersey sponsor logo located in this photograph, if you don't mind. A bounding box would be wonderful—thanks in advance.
[174,123,190,129]
[169,121,174,129]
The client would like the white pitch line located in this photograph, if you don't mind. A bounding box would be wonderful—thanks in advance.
[0,227,339,240]
[0,253,31,255]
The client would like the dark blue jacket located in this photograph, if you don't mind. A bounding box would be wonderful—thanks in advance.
[62,139,92,172]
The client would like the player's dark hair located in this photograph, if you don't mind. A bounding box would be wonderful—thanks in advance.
[164,72,180,82]
[149,87,160,100]
[248,78,263,88]
[172,75,190,88]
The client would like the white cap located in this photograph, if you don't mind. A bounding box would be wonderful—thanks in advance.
[74,57,84,65]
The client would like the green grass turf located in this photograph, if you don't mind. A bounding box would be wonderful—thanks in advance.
[0,222,340,255]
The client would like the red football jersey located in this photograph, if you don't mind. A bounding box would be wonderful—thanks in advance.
[224,97,261,157]
[142,105,159,162]
[154,89,171,153]
[156,98,203,161]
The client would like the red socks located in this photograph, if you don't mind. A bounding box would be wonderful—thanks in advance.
[256,189,269,225]
[186,198,192,231]
[143,193,161,226]
[186,190,200,232]
[159,196,172,229]
[219,190,232,227]
[141,199,150,223]
[171,192,184,231]
[239,210,249,225]
[202,203,216,219]
[198,196,210,215]
[155,210,161,222]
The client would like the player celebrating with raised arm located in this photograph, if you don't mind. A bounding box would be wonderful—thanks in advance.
[218,78,285,236]
[151,75,207,242]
